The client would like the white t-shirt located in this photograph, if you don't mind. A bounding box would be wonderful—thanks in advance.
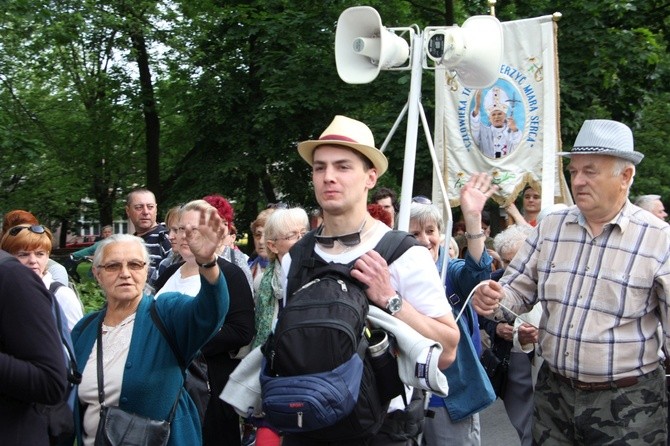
[281,221,449,318]
[154,267,200,298]
[281,220,450,411]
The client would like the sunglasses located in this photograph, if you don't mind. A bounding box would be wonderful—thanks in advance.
[9,225,47,236]
[266,202,288,210]
[97,261,147,273]
[412,195,432,205]
[314,219,366,248]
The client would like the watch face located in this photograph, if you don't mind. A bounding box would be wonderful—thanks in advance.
[387,296,402,314]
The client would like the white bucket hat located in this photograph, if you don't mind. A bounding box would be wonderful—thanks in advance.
[297,115,389,176]
[557,119,644,165]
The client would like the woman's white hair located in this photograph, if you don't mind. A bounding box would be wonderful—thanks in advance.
[409,202,443,232]
[493,224,534,257]
[93,233,150,267]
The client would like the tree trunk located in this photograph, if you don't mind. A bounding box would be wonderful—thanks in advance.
[130,30,161,203]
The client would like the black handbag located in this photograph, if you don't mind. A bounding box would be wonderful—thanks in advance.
[94,320,179,446]
[480,335,513,399]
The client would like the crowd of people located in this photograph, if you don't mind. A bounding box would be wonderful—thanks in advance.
[2,115,670,446]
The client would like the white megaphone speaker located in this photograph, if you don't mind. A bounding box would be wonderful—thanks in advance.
[335,6,410,84]
[424,15,503,89]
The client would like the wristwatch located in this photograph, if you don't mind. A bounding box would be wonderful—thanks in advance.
[385,293,403,316]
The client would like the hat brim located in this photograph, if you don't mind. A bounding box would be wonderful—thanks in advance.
[557,148,644,165]
[297,140,389,176]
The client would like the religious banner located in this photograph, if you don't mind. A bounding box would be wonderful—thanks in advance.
[433,15,572,208]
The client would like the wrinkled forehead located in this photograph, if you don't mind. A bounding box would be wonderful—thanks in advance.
[567,153,615,169]
[101,241,145,262]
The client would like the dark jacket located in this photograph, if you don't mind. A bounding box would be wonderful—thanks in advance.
[0,253,67,445]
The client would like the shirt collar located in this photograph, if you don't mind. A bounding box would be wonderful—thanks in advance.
[570,200,632,233]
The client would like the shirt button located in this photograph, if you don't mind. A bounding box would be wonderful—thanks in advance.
[564,352,569,356]
[121,397,128,403]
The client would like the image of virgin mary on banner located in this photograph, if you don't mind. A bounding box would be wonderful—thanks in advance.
[434,15,572,208]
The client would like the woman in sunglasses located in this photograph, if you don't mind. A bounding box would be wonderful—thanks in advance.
[1,224,84,331]
[70,207,230,446]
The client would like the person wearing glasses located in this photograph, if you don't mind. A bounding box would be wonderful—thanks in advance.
[248,208,276,294]
[280,115,460,445]
[408,174,498,445]
[1,224,84,331]
[125,188,172,288]
[71,206,231,446]
[0,245,68,445]
[243,207,310,446]
[154,200,254,446]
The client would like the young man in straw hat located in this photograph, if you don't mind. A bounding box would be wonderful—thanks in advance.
[473,119,670,444]
[281,115,461,445]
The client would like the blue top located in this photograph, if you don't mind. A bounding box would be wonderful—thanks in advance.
[71,273,229,446]
[430,248,493,411]
[442,248,492,356]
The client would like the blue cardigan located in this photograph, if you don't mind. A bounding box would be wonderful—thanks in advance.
[71,273,229,445]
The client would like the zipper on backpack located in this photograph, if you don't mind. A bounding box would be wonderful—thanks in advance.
[336,279,348,292]
[297,411,303,428]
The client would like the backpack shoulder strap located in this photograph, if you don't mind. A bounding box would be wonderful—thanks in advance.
[373,230,420,266]
[49,286,81,385]
[49,281,64,294]
[286,229,320,297]
[149,301,187,371]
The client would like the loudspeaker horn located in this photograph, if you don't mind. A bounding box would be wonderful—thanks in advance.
[335,6,410,84]
[425,16,503,89]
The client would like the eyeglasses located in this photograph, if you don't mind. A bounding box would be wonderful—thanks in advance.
[314,219,366,248]
[412,196,432,205]
[9,225,47,236]
[274,230,307,242]
[97,261,147,273]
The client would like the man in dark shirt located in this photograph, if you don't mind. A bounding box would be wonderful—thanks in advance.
[0,251,67,445]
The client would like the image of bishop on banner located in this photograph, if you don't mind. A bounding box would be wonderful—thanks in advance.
[435,15,571,208]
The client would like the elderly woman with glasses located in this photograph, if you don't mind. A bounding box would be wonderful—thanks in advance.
[408,173,498,446]
[244,207,309,446]
[154,199,254,446]
[70,207,230,446]
[1,224,83,330]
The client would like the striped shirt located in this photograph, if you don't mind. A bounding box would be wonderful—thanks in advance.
[495,201,670,382]
[136,224,171,286]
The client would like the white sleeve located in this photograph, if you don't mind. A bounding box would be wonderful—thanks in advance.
[389,245,451,318]
[55,287,84,332]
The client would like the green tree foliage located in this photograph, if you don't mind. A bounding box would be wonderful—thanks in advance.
[0,0,668,241]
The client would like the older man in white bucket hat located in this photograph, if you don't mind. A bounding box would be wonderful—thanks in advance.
[278,115,460,446]
[473,119,670,445]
